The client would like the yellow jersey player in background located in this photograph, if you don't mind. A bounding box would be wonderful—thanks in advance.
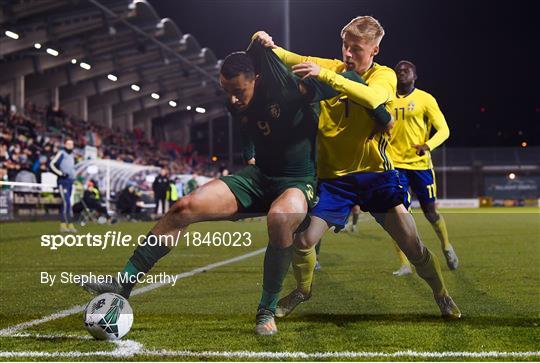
[389,60,458,276]
[253,16,461,320]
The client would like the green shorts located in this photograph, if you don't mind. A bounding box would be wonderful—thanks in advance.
[220,165,317,214]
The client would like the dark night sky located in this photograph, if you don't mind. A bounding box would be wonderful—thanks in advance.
[152,0,539,147]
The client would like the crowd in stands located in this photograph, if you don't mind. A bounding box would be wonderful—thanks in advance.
[0,94,226,185]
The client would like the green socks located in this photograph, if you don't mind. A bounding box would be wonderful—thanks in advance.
[258,244,293,312]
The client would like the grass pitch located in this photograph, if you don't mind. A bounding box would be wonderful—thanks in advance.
[0,208,539,361]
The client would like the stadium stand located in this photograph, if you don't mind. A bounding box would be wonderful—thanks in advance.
[0,0,234,185]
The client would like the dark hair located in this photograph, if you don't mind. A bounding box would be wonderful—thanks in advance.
[395,60,417,76]
[220,51,255,80]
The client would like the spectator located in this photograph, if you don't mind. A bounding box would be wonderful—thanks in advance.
[74,179,115,224]
[116,183,142,220]
[152,168,170,215]
[14,162,37,191]
[49,138,77,233]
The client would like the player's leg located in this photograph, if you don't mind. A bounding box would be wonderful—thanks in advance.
[420,201,458,269]
[275,216,329,318]
[277,178,352,318]
[350,204,360,232]
[392,169,413,274]
[256,187,308,335]
[295,217,329,292]
[375,204,460,318]
[412,169,458,270]
[314,239,322,270]
[361,170,460,318]
[84,179,241,298]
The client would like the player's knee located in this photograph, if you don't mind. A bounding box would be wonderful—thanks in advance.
[268,203,305,227]
[169,197,194,217]
[424,210,440,224]
[294,232,315,250]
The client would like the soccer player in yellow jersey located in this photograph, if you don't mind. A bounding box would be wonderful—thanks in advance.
[389,60,459,277]
[253,16,461,320]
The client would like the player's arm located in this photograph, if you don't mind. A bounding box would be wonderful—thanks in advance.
[240,126,256,165]
[294,62,395,110]
[254,32,393,114]
[251,31,342,70]
[419,95,450,154]
[274,47,343,71]
[246,40,300,98]
[300,73,392,126]
[339,71,392,126]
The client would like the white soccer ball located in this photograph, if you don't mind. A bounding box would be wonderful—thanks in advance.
[83,293,133,340]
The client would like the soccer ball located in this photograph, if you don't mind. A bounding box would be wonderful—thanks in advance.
[83,293,133,340]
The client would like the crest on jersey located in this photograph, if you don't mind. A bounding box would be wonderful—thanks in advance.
[240,116,249,124]
[268,103,281,119]
[407,101,415,111]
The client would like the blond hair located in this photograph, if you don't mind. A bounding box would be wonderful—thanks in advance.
[341,16,385,45]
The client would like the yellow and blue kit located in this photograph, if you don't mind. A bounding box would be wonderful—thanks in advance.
[273,47,409,228]
[389,88,450,203]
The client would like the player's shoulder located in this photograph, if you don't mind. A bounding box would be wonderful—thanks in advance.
[371,63,396,76]
[413,88,438,103]
[366,63,397,84]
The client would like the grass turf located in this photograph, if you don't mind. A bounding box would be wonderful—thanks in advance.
[0,207,539,361]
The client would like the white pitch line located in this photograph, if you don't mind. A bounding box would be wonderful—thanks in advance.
[2,333,539,359]
[144,349,540,359]
[0,340,143,358]
[0,349,539,359]
[0,248,266,336]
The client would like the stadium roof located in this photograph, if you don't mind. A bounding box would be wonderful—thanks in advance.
[0,0,226,128]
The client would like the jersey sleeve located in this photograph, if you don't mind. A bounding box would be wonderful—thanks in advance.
[247,41,301,100]
[300,77,340,102]
[339,71,392,126]
[316,66,396,110]
[272,47,344,71]
[424,94,450,151]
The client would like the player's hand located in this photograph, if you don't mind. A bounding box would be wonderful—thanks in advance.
[413,144,430,156]
[252,31,276,48]
[367,119,394,141]
[292,62,321,80]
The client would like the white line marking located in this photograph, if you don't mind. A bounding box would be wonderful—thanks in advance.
[144,349,540,359]
[0,349,538,359]
[0,248,266,336]
[0,333,142,358]
[2,333,538,359]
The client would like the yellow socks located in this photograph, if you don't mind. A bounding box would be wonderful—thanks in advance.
[292,246,316,294]
[431,215,451,251]
[411,247,447,296]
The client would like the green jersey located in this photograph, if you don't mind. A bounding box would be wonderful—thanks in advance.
[230,42,323,178]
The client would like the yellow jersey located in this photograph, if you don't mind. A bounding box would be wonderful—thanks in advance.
[388,88,449,170]
[273,47,397,179]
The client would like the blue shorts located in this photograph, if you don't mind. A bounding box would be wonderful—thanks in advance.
[311,170,409,230]
[396,168,437,204]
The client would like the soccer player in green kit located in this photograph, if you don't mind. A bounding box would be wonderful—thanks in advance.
[84,41,392,335]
